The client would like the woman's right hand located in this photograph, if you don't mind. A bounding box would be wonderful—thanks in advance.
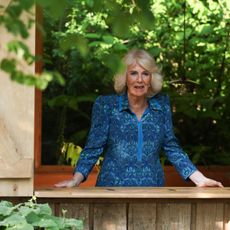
[54,172,84,188]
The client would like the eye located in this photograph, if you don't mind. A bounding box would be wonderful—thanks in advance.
[129,71,138,79]
[142,71,150,78]
[130,71,138,76]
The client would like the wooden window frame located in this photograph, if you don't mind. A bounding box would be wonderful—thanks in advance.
[34,6,78,188]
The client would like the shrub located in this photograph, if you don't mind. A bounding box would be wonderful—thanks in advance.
[0,196,83,230]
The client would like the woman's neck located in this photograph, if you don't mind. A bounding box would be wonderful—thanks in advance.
[127,93,148,120]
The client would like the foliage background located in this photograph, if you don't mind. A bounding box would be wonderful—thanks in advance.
[41,0,230,166]
[1,0,229,166]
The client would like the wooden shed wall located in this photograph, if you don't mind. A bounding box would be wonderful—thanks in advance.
[32,187,230,230]
[0,1,35,196]
[37,198,230,230]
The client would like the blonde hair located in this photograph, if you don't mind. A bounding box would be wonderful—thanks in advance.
[114,49,163,96]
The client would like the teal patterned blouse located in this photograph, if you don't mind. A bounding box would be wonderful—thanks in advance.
[74,93,197,186]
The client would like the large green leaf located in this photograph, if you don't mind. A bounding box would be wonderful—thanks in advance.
[0,201,13,217]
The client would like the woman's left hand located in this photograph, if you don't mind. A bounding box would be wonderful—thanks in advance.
[195,178,223,188]
[189,170,223,187]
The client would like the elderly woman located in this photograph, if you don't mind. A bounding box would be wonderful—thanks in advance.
[56,49,223,188]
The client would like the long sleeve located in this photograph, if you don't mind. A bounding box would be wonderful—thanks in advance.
[162,95,197,180]
[74,96,110,180]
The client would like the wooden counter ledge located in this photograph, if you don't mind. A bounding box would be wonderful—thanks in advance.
[35,187,230,199]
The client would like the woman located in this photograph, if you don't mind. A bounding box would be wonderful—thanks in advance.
[56,49,223,188]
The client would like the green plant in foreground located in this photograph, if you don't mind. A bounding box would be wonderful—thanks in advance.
[0,196,83,230]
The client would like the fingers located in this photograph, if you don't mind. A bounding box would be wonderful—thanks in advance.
[54,180,76,188]
[215,181,224,188]
[197,179,224,188]
[54,180,68,187]
[208,179,224,188]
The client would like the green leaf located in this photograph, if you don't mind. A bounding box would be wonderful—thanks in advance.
[7,40,35,64]
[85,33,101,39]
[70,129,88,143]
[53,71,65,86]
[76,94,97,103]
[5,222,34,230]
[197,24,213,35]
[102,53,123,73]
[192,152,201,164]
[59,34,89,56]
[65,143,82,166]
[32,217,58,228]
[86,0,94,7]
[25,212,40,224]
[0,59,16,73]
[68,97,79,111]
[37,203,53,216]
[113,42,127,51]
[35,72,54,90]
[0,201,13,217]
[18,206,34,217]
[102,35,114,44]
[36,0,68,19]
[47,95,70,108]
[88,41,102,47]
[0,213,26,226]
[64,218,83,229]
[11,72,36,85]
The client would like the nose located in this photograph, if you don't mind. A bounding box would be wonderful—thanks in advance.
[137,73,143,82]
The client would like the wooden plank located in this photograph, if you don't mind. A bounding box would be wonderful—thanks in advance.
[128,203,157,230]
[224,203,230,230]
[0,1,35,196]
[195,203,224,230]
[94,203,126,230]
[0,159,33,178]
[0,179,33,197]
[35,187,230,199]
[0,117,33,178]
[57,203,90,230]
[156,202,191,230]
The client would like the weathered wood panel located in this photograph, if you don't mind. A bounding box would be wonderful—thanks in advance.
[43,199,230,230]
[58,203,90,230]
[156,202,191,230]
[0,0,35,196]
[224,203,230,230]
[128,203,157,230]
[94,203,126,230]
[0,179,33,197]
[33,188,230,230]
[35,187,230,199]
[12,190,230,230]
[195,203,224,230]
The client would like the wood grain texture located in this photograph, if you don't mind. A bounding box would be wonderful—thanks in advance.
[0,179,33,197]
[224,203,230,230]
[195,203,224,230]
[128,203,157,230]
[0,0,35,196]
[57,203,90,230]
[4,197,230,230]
[35,187,230,199]
[94,203,126,230]
[156,202,191,230]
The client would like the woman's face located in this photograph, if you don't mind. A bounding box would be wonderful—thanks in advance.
[126,63,151,98]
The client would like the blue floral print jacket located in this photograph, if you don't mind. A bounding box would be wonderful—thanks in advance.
[74,93,197,186]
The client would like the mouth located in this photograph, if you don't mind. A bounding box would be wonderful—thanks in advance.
[134,85,144,89]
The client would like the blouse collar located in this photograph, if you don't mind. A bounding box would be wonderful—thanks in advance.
[118,93,162,112]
